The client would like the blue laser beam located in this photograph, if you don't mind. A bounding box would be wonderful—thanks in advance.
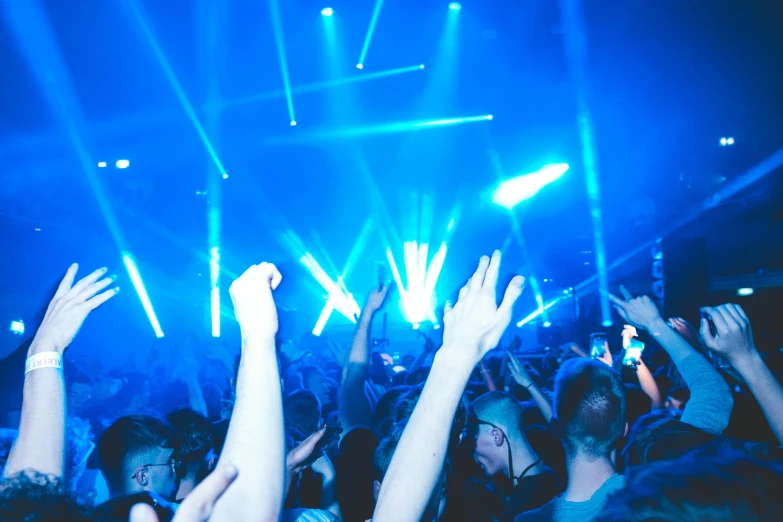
[209,246,220,337]
[270,0,297,124]
[356,0,385,69]
[124,0,228,177]
[122,253,164,338]
[386,241,447,325]
[491,163,569,210]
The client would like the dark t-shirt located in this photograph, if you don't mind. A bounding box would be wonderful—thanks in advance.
[502,468,562,522]
[335,427,378,522]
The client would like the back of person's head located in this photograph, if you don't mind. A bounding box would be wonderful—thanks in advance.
[284,389,322,438]
[396,385,466,447]
[627,418,715,466]
[596,450,783,521]
[373,426,405,483]
[98,414,177,499]
[554,358,626,459]
[166,408,214,465]
[470,391,525,439]
[0,471,93,522]
[370,385,410,440]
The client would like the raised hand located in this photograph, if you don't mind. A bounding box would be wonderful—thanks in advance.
[31,263,118,354]
[286,425,327,474]
[130,465,238,522]
[442,251,525,363]
[507,352,534,387]
[621,324,638,349]
[365,284,390,314]
[700,304,757,364]
[608,292,663,331]
[229,262,282,339]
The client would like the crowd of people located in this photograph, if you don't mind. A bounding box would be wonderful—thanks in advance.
[1,250,782,521]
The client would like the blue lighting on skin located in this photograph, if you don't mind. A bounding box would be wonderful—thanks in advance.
[491,163,569,209]
[357,0,385,69]
[122,253,164,338]
[270,0,297,125]
[321,7,334,16]
[125,0,228,178]
[449,2,462,11]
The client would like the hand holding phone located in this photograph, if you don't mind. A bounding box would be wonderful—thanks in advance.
[590,333,608,358]
[622,338,645,367]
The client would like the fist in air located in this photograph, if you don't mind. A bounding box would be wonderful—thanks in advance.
[229,262,282,338]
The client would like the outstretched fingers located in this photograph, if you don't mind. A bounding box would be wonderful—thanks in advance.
[65,267,108,301]
[469,256,490,293]
[497,275,525,316]
[52,263,79,301]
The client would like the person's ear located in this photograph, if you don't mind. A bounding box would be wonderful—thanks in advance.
[491,428,504,447]
[373,480,382,501]
[133,467,150,487]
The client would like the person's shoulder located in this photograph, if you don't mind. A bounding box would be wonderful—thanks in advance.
[339,426,377,452]
[514,499,555,522]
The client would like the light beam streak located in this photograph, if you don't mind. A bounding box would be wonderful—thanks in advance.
[123,253,165,338]
[356,0,385,69]
[269,0,297,124]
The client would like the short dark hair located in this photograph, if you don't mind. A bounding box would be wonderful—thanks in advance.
[470,391,526,439]
[284,389,322,438]
[371,386,410,439]
[98,414,175,493]
[166,409,214,463]
[596,451,783,521]
[373,426,405,481]
[554,358,626,458]
[0,470,93,521]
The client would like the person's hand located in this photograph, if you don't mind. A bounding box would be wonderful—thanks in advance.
[30,264,119,355]
[621,325,638,349]
[229,262,282,339]
[507,352,533,388]
[365,284,390,314]
[286,425,327,474]
[129,465,238,522]
[608,292,663,331]
[310,453,336,479]
[597,345,613,367]
[441,251,525,363]
[700,304,757,364]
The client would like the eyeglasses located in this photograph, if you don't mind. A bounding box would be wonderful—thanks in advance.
[133,457,186,479]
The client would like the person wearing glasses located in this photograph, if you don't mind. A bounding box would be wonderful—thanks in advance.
[97,414,184,502]
[470,391,561,521]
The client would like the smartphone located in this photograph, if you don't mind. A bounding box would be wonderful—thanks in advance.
[590,333,608,358]
[700,310,730,369]
[623,338,645,367]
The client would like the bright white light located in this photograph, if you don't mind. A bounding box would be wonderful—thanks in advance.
[290,120,297,126]
[487,114,493,120]
[122,253,164,338]
[210,247,220,337]
[356,63,364,70]
[412,323,421,330]
[727,137,735,145]
[448,2,462,10]
[387,241,448,326]
[720,137,727,146]
[10,320,24,335]
[543,321,552,328]
[222,173,229,179]
[116,159,130,169]
[737,287,754,296]
[97,161,107,168]
[602,319,613,327]
[491,163,570,210]
[301,252,360,336]
[433,323,441,330]
[419,64,425,69]
[321,7,334,16]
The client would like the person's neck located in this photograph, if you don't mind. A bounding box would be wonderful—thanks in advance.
[504,440,545,482]
[562,452,616,502]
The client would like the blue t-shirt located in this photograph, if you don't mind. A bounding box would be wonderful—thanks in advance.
[514,473,626,522]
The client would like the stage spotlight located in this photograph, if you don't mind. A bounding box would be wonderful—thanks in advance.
[10,320,24,335]
[386,241,447,325]
[116,159,130,169]
[727,137,735,145]
[491,163,569,210]
[720,137,727,146]
[737,287,754,296]
[543,321,552,328]
[321,7,334,16]
[602,319,613,327]
[412,323,421,330]
[290,120,297,126]
[97,161,107,168]
[448,2,462,11]
[301,252,360,336]
[356,63,364,69]
[433,323,441,330]
[222,173,229,179]
[122,253,164,338]
[419,64,425,69]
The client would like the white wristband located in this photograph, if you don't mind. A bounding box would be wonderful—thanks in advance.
[25,351,63,375]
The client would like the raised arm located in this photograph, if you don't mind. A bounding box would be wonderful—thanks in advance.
[211,263,285,522]
[609,293,733,434]
[508,353,553,422]
[634,358,664,409]
[373,251,525,522]
[701,304,783,446]
[339,285,388,430]
[4,264,117,478]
